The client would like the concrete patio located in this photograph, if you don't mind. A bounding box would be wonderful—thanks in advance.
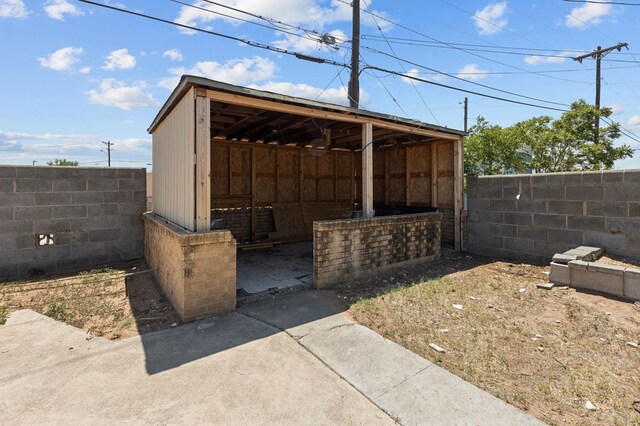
[0,291,543,425]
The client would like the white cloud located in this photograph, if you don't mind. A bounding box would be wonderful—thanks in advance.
[248,81,369,106]
[456,64,490,80]
[174,0,391,34]
[87,79,160,110]
[0,131,94,153]
[0,0,28,18]
[103,48,136,70]
[162,48,183,61]
[158,56,276,90]
[44,0,83,21]
[401,68,421,85]
[609,103,624,116]
[473,1,508,35]
[565,2,613,29]
[524,51,573,65]
[273,29,347,54]
[38,47,83,71]
[79,66,91,74]
[629,115,640,130]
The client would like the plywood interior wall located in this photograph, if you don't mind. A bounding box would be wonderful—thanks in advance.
[356,141,454,209]
[211,141,355,207]
[210,139,456,243]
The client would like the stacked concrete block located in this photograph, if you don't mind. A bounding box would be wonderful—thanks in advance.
[313,213,441,289]
[467,170,640,264]
[143,213,236,321]
[0,166,146,280]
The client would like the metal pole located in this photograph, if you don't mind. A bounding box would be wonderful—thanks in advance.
[348,0,360,109]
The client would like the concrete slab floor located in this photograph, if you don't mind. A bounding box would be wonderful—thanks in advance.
[236,241,313,295]
[1,291,543,425]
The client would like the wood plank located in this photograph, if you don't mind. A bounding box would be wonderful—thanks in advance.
[195,94,210,232]
[205,89,462,140]
[384,150,390,205]
[362,123,374,218]
[406,146,411,206]
[272,202,305,238]
[454,137,464,251]
[251,146,256,242]
[431,143,438,207]
[300,202,353,235]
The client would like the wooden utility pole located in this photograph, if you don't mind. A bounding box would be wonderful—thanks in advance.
[348,0,360,108]
[463,97,468,132]
[573,42,628,142]
[101,140,113,167]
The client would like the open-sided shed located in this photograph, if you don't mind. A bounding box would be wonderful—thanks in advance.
[144,75,465,321]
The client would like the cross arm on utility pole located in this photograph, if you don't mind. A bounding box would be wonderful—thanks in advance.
[572,42,628,63]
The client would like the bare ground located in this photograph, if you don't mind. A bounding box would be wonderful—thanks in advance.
[336,251,640,426]
[0,260,180,339]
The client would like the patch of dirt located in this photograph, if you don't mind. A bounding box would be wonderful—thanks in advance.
[596,255,640,270]
[336,251,640,426]
[0,260,180,339]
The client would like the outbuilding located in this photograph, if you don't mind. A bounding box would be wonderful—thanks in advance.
[144,75,465,321]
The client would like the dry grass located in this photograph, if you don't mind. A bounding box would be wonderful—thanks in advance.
[0,261,179,339]
[338,253,640,426]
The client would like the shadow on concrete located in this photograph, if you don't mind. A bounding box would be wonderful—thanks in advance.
[135,249,501,375]
[138,290,348,374]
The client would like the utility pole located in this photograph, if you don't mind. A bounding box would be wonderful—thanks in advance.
[573,42,628,143]
[463,97,469,133]
[348,0,360,109]
[101,140,113,167]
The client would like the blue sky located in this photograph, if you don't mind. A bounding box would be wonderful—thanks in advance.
[1,0,639,169]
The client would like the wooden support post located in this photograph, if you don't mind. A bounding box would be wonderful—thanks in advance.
[453,137,464,251]
[250,147,256,242]
[384,150,390,205]
[405,146,411,206]
[431,142,438,208]
[195,94,211,232]
[362,123,374,218]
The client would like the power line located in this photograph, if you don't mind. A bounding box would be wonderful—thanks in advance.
[361,0,439,124]
[563,0,640,5]
[77,0,347,68]
[363,46,570,106]
[361,65,568,112]
[338,0,592,84]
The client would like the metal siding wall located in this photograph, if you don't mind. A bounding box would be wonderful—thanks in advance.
[152,88,195,230]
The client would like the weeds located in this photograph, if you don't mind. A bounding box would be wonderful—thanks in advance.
[0,304,8,325]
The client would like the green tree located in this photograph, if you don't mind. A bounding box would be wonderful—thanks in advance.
[47,158,79,166]
[464,100,633,175]
[464,116,525,175]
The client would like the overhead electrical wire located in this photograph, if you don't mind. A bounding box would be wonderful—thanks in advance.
[336,0,593,84]
[78,0,604,115]
[363,46,571,106]
[166,0,324,45]
[361,65,569,112]
[563,0,640,5]
[77,0,347,67]
[361,0,439,124]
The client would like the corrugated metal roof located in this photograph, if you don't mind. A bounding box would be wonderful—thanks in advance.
[148,75,466,137]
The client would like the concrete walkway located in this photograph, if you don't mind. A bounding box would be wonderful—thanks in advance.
[0,291,544,425]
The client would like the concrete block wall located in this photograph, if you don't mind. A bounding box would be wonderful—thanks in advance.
[143,213,236,322]
[314,213,441,288]
[0,166,145,280]
[467,170,640,264]
[210,207,275,242]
